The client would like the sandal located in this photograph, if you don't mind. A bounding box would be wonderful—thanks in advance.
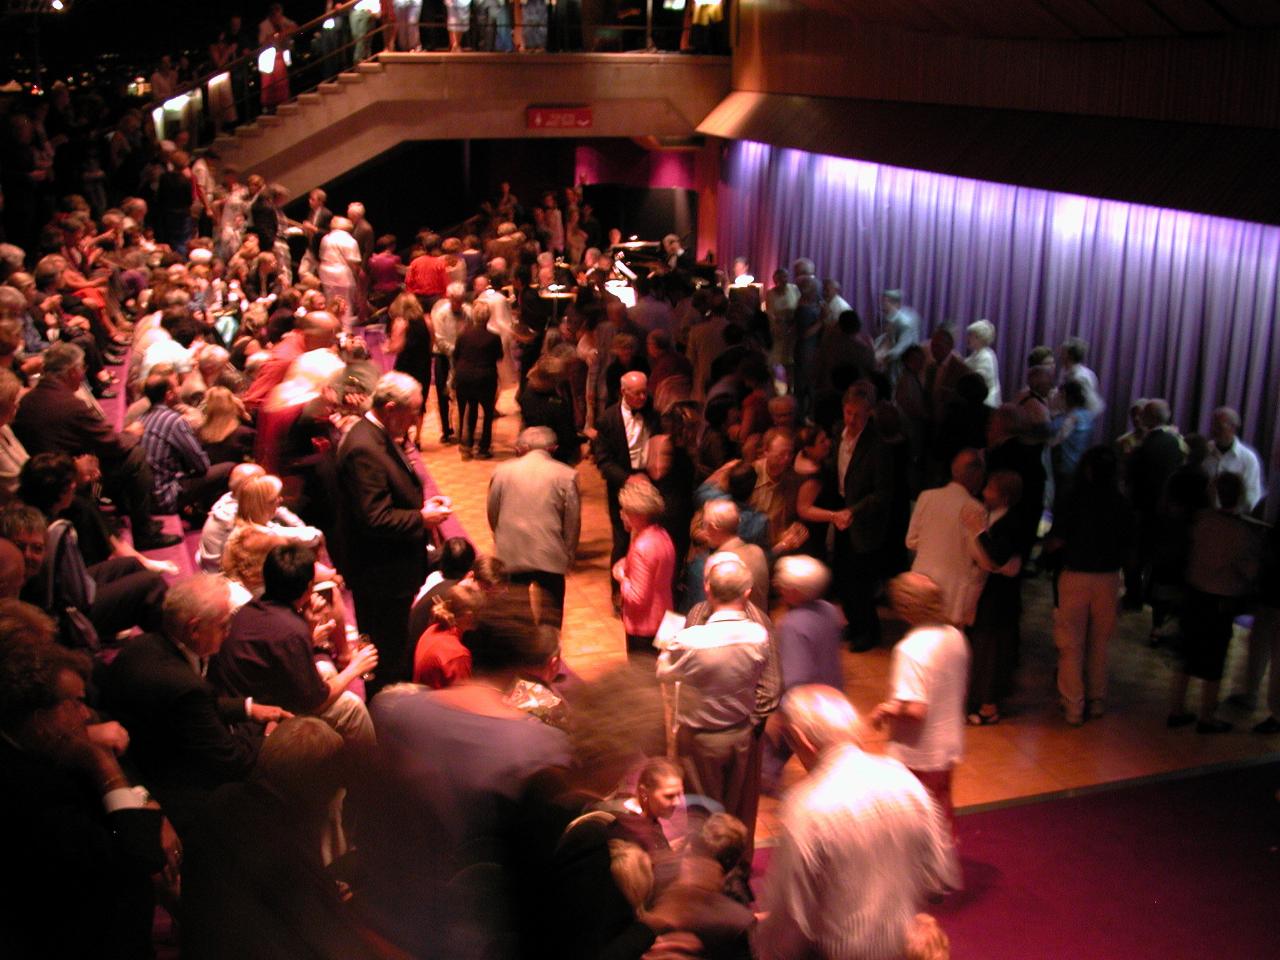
[966,711,1001,726]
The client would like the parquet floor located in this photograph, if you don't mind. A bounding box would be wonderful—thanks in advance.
[415,387,1280,827]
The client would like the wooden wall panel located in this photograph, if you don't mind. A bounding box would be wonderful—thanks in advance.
[734,1,1280,130]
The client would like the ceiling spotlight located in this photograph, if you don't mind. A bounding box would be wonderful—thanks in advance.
[50,0,65,10]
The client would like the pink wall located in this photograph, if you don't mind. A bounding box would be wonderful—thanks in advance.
[575,141,697,190]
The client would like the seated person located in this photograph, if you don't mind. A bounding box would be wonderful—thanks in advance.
[412,581,482,689]
[10,455,168,645]
[197,463,318,572]
[138,371,234,524]
[0,631,174,960]
[209,544,377,752]
[610,756,684,857]
[180,718,381,960]
[96,575,290,833]
[410,535,476,642]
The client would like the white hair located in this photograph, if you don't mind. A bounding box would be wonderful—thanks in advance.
[446,281,466,300]
[346,202,365,219]
[782,685,862,751]
[702,499,740,535]
[773,555,831,602]
[517,426,557,453]
[968,319,996,346]
[372,370,421,409]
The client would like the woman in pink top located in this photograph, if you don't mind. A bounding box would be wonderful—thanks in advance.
[612,477,676,656]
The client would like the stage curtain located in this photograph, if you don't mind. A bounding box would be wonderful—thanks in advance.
[718,140,1280,470]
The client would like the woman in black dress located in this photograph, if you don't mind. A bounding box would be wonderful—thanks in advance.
[965,469,1025,725]
[793,424,848,564]
[386,290,434,409]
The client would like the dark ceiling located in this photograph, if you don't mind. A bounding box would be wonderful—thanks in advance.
[796,0,1280,39]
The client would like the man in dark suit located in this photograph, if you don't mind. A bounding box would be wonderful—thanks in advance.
[836,389,895,651]
[337,371,451,690]
[592,370,660,605]
[1126,398,1187,609]
[12,341,180,550]
[300,187,333,275]
[97,574,290,832]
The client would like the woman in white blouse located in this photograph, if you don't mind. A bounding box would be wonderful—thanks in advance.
[964,319,1002,407]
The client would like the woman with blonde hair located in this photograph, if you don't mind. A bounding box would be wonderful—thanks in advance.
[613,477,676,654]
[964,319,1001,407]
[234,474,324,552]
[198,386,255,464]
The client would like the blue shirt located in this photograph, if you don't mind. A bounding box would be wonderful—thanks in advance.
[777,599,844,691]
[141,404,210,512]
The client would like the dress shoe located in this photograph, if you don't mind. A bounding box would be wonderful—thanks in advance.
[1251,716,1280,735]
[135,532,182,551]
[474,449,492,460]
[1195,718,1233,734]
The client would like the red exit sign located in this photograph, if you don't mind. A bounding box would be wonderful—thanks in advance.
[527,105,592,130]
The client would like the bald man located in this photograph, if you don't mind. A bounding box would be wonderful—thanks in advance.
[593,371,660,599]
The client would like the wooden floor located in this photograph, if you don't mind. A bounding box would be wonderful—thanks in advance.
[416,389,1280,827]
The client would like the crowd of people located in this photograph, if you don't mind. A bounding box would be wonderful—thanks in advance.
[0,69,1277,959]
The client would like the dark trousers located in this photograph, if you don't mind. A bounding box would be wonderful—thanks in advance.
[607,484,630,587]
[106,446,159,540]
[457,387,496,453]
[431,353,453,438]
[351,587,414,697]
[177,461,235,518]
[88,557,167,637]
[510,570,565,627]
[836,541,883,649]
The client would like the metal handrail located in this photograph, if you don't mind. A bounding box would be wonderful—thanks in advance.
[146,2,714,150]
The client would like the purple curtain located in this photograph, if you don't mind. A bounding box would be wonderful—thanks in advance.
[719,140,1280,471]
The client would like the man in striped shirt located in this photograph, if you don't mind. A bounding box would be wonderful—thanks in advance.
[756,685,956,960]
[139,374,232,521]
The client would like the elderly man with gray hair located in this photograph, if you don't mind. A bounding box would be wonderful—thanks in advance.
[487,426,580,626]
[687,498,770,610]
[660,554,773,843]
[755,684,957,960]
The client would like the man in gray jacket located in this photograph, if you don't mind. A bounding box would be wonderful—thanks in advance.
[487,426,580,625]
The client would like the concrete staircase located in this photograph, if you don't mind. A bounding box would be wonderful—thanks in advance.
[212,53,732,195]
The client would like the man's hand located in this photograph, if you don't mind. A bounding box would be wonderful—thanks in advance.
[86,721,130,757]
[159,816,183,887]
[832,508,853,531]
[611,558,626,583]
[421,496,452,526]
[773,522,810,554]
[248,703,294,724]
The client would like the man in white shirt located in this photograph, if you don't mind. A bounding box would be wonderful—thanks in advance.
[756,684,956,960]
[317,217,362,328]
[658,556,769,838]
[905,448,987,627]
[1205,406,1264,512]
[1057,336,1104,413]
[428,282,470,444]
[872,573,969,861]
[820,278,853,328]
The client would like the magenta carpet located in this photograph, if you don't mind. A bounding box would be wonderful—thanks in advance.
[921,760,1280,959]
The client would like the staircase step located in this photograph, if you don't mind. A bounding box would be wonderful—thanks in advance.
[318,82,343,95]
[236,123,264,138]
[298,92,322,105]
[258,114,284,127]
[356,61,385,74]
[336,72,364,84]
[212,135,239,152]
[276,103,299,116]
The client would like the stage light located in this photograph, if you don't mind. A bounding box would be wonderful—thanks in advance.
[50,0,64,10]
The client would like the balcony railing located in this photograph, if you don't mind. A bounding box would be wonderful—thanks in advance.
[148,0,730,149]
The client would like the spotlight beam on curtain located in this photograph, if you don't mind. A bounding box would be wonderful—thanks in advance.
[719,140,1280,469]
